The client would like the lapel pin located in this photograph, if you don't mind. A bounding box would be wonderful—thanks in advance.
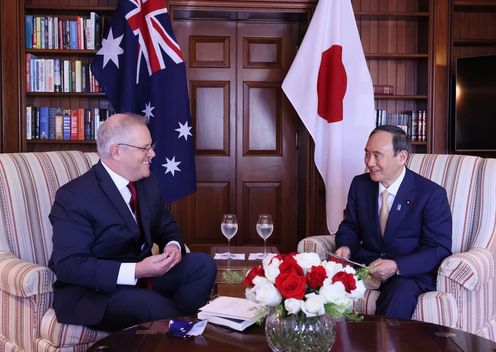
[396,204,402,211]
[406,200,411,205]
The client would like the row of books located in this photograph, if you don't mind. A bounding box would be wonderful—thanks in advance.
[26,54,101,93]
[25,13,103,50]
[375,110,427,142]
[26,106,113,141]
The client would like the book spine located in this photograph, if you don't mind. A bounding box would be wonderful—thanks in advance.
[39,106,49,140]
[25,15,33,49]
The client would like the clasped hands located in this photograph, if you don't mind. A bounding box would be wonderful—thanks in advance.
[135,245,182,279]
[335,246,398,282]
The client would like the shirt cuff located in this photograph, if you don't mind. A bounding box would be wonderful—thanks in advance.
[165,241,181,251]
[117,262,138,285]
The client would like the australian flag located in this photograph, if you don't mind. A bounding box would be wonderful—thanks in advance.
[90,0,196,202]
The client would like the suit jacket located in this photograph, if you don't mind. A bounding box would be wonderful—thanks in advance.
[48,161,184,325]
[335,167,452,290]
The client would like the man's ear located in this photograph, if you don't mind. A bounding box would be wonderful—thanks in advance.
[398,150,408,165]
[110,144,121,160]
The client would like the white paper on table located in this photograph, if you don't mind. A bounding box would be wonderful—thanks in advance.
[213,253,245,260]
[248,253,277,260]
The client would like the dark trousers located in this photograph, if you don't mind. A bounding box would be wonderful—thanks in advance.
[375,276,428,320]
[90,252,216,332]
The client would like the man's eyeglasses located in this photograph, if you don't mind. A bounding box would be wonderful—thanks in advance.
[117,142,156,152]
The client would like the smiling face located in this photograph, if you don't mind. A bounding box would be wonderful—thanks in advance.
[113,124,156,182]
[364,130,407,188]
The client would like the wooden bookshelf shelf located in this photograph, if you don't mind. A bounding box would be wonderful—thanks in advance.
[366,53,428,59]
[26,92,106,97]
[355,11,429,20]
[453,39,496,47]
[374,95,428,100]
[26,140,96,145]
[26,49,98,55]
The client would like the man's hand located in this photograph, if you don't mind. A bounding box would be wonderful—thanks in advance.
[335,246,351,259]
[369,259,398,281]
[135,245,182,279]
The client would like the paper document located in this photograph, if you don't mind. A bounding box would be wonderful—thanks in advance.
[199,296,265,321]
[213,253,245,260]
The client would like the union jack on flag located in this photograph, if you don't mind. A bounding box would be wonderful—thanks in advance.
[91,0,196,202]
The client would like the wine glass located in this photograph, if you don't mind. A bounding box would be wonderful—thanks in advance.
[256,214,273,258]
[221,214,238,259]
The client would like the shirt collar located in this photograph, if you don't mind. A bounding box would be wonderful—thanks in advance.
[101,160,129,192]
[378,166,406,197]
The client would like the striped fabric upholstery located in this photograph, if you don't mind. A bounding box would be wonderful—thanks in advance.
[297,154,496,341]
[0,152,106,352]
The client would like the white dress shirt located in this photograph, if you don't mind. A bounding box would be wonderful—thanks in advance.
[377,166,406,214]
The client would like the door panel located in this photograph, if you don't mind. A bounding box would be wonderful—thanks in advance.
[173,18,298,252]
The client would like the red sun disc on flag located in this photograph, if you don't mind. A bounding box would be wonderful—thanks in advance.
[317,45,347,123]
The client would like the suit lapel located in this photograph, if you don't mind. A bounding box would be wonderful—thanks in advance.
[383,168,415,240]
[94,162,140,234]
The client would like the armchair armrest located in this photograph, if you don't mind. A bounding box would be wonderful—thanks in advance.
[438,248,494,291]
[0,251,54,297]
[297,235,336,260]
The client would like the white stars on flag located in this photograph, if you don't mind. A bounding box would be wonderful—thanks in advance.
[96,28,124,68]
[142,102,155,120]
[162,156,181,176]
[175,121,192,141]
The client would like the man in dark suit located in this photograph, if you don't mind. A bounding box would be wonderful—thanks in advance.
[49,113,216,332]
[335,125,452,319]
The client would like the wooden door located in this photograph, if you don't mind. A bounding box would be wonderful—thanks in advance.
[172,18,299,252]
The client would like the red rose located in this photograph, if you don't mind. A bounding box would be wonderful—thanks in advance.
[242,265,265,287]
[275,272,307,299]
[331,271,357,293]
[306,265,327,289]
[279,255,304,276]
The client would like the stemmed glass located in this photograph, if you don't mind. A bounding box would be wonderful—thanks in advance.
[221,214,238,260]
[256,214,274,258]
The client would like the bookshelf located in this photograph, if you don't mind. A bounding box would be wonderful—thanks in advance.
[353,0,430,152]
[22,0,117,152]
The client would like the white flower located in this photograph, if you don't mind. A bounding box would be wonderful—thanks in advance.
[284,298,302,315]
[263,258,281,284]
[245,286,257,302]
[319,279,347,303]
[252,276,282,306]
[294,252,321,273]
[349,279,366,299]
[343,265,357,275]
[322,260,344,278]
[301,293,326,317]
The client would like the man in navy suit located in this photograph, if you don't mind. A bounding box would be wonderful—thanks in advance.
[49,113,216,332]
[335,125,452,319]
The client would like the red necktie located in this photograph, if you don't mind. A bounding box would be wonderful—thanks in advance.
[127,182,152,290]
[127,181,140,222]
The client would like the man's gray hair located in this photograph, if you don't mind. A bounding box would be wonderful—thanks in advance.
[96,113,149,159]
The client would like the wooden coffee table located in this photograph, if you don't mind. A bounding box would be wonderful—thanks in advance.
[211,245,279,298]
[86,315,496,351]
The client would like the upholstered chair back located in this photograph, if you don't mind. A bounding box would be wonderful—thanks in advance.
[0,151,98,266]
[406,154,483,254]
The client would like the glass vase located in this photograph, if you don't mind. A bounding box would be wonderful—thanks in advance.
[264,308,336,352]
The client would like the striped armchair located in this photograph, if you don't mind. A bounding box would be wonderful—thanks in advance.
[0,152,108,352]
[297,154,496,341]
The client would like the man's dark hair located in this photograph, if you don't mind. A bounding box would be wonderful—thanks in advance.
[370,125,412,155]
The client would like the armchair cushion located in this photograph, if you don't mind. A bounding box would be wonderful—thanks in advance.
[0,251,54,297]
[438,248,494,291]
[39,309,107,348]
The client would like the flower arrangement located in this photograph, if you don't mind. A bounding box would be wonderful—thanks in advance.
[243,252,367,319]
